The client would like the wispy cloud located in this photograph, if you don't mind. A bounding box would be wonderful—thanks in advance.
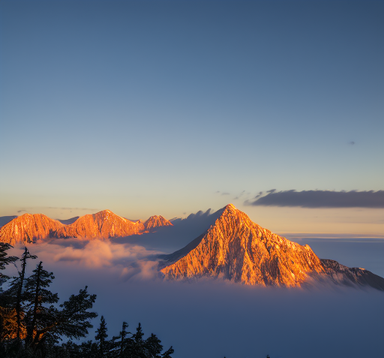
[15,207,99,216]
[245,190,384,208]
[215,191,230,196]
[233,190,250,200]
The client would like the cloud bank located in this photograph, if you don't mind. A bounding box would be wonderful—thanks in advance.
[246,190,384,208]
[8,239,163,281]
[4,238,384,358]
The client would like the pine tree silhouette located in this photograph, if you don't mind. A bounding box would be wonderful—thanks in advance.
[95,315,108,357]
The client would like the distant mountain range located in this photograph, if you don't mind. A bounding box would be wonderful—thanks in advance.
[1,205,383,290]
[0,210,172,245]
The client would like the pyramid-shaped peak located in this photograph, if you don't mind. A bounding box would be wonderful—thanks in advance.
[160,204,326,287]
[222,203,241,214]
[144,215,173,230]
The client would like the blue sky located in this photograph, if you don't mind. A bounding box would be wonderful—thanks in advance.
[1,0,383,236]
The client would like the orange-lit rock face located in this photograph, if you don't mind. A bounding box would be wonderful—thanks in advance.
[0,210,172,244]
[144,215,173,232]
[160,204,324,287]
[0,214,64,245]
[55,210,145,239]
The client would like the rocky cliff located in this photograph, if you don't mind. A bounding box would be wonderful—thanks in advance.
[0,214,64,245]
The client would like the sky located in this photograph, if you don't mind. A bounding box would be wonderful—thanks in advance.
[1,0,383,237]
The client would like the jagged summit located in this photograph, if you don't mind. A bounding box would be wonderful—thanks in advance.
[160,204,384,290]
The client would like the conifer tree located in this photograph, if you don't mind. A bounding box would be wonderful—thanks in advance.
[112,321,130,357]
[95,315,108,357]
[0,247,174,358]
[145,333,163,358]
[161,346,174,358]
[0,243,17,286]
[7,247,37,341]
[24,261,59,349]
[132,322,145,357]
[56,286,97,340]
[0,243,18,346]
[120,321,129,354]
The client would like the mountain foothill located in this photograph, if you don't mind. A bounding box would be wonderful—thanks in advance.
[1,204,383,291]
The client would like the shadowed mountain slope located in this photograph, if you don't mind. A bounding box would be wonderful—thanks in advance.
[320,259,384,291]
[57,216,79,225]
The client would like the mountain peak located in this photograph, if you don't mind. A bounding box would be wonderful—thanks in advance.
[56,210,141,239]
[93,209,120,219]
[0,214,64,245]
[160,205,325,287]
[144,215,173,231]
[223,203,237,211]
[160,205,384,290]
[100,209,112,214]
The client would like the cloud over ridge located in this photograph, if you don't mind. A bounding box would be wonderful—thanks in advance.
[246,190,384,208]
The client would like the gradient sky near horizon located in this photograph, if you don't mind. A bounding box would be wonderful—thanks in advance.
[1,0,383,237]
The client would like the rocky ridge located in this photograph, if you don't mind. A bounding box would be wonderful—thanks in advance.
[320,259,384,291]
[160,204,384,290]
[0,210,172,244]
[55,210,144,239]
[0,214,64,246]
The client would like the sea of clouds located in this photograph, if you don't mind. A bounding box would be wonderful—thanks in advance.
[4,236,384,358]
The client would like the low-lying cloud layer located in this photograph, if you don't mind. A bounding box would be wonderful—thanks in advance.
[4,238,384,358]
[247,190,384,208]
[8,239,163,281]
